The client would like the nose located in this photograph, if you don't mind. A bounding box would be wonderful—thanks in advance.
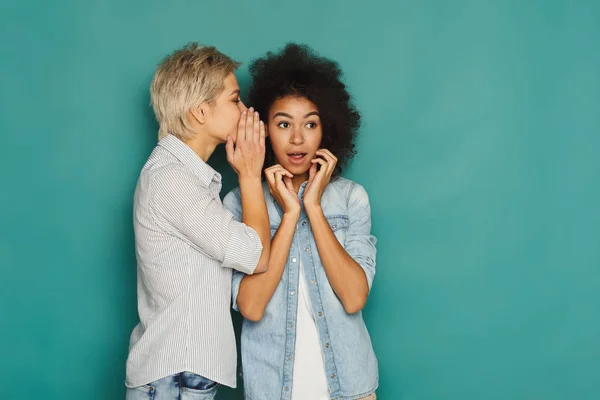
[238,100,248,113]
[290,126,304,145]
[290,127,304,145]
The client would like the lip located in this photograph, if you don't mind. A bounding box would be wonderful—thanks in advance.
[287,152,308,165]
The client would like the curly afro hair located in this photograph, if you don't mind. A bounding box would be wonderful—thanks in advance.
[247,43,361,177]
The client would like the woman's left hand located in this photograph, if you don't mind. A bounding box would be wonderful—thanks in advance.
[303,149,337,210]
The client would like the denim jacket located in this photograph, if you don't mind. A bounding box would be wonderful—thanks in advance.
[223,177,378,400]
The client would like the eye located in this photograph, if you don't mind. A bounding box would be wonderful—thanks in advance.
[277,121,290,129]
[306,122,317,129]
[233,98,240,104]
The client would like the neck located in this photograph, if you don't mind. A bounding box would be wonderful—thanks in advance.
[292,173,309,193]
[183,131,220,162]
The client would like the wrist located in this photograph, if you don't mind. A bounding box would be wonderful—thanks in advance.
[238,173,262,185]
[305,203,323,218]
[283,208,301,222]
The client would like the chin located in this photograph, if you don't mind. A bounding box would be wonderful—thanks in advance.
[284,163,311,176]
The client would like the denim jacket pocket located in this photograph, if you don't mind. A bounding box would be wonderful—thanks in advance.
[326,215,349,245]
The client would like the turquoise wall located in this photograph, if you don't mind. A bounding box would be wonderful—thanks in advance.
[1,1,599,399]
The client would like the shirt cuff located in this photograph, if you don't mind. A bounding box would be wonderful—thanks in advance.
[222,223,262,274]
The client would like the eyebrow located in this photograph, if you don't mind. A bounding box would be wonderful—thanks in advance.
[229,89,240,96]
[273,111,320,119]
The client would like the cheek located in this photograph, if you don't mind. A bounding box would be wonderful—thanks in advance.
[268,136,285,153]
[308,129,323,150]
[229,107,241,127]
[267,132,287,156]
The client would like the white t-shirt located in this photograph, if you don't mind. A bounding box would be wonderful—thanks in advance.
[291,261,330,400]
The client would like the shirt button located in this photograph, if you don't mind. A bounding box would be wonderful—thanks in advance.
[304,247,309,252]
[287,355,292,360]
[289,322,294,328]
[325,343,330,348]
[332,224,337,229]
[301,221,307,227]
[284,386,289,391]
[330,374,336,379]
[290,291,296,296]
[292,258,297,263]
[310,280,315,285]
[318,311,323,317]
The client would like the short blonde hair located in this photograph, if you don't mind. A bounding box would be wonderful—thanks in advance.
[150,43,240,140]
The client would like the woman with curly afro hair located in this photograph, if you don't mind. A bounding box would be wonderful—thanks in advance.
[224,43,378,400]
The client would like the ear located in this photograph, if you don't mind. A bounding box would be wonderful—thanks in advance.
[190,102,210,125]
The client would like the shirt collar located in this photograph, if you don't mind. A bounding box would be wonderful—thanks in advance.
[158,134,221,187]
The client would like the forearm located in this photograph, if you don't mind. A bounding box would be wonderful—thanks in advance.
[237,211,299,321]
[306,205,369,314]
[239,176,271,273]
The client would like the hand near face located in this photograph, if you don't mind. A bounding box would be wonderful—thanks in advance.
[303,149,337,210]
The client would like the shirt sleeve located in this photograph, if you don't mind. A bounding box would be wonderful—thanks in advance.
[345,182,377,291]
[149,168,261,274]
[223,188,247,311]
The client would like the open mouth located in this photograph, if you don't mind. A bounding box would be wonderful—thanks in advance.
[287,152,308,164]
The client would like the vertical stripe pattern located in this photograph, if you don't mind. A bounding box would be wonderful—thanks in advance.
[126,135,262,389]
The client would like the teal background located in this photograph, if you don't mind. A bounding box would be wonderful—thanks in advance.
[1,1,599,399]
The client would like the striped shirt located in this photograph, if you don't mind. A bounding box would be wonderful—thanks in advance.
[125,134,262,389]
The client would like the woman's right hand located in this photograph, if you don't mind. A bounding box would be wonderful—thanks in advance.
[265,164,300,216]
[226,108,266,179]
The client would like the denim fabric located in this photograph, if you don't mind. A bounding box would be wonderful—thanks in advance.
[125,371,218,400]
[223,177,378,400]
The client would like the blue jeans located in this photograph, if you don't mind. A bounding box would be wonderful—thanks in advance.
[126,372,219,400]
